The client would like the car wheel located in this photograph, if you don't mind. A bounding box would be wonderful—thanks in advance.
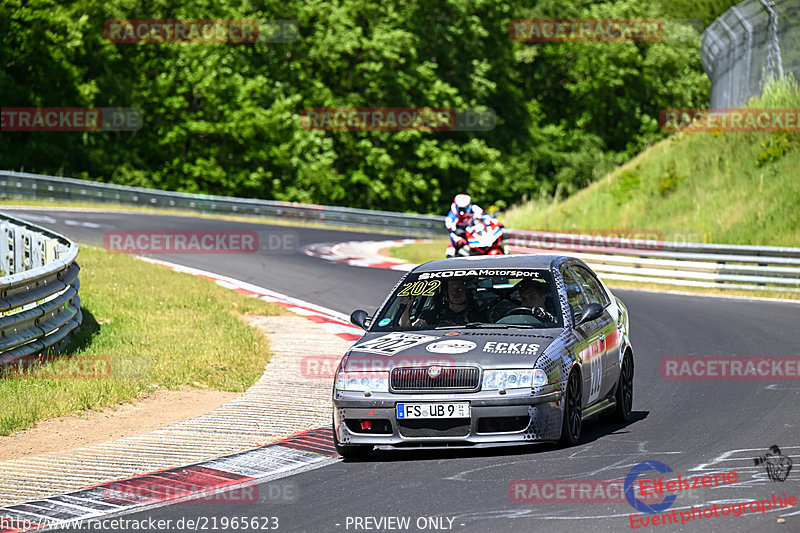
[559,370,582,446]
[333,421,373,459]
[604,352,633,423]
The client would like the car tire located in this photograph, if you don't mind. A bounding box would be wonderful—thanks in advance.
[603,352,633,424]
[333,421,373,459]
[559,370,582,446]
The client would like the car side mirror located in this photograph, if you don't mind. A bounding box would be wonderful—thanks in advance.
[350,309,371,330]
[576,303,604,326]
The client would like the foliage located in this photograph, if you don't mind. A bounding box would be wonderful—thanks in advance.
[611,169,641,205]
[657,161,682,196]
[0,0,721,213]
[502,77,800,247]
[756,132,799,168]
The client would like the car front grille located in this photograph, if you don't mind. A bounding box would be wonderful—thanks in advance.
[390,366,480,392]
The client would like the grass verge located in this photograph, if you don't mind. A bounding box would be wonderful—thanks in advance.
[0,246,287,436]
[501,77,800,246]
[387,239,448,264]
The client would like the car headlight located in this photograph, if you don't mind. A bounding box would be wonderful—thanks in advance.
[482,368,547,390]
[335,371,389,393]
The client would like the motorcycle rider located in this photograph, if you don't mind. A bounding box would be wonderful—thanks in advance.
[445,193,498,257]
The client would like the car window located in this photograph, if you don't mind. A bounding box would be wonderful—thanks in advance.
[571,265,610,307]
[370,269,562,330]
[559,265,587,317]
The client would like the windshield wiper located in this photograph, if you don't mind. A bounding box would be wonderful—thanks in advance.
[435,322,534,330]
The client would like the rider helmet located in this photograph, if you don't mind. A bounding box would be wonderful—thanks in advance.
[452,194,472,221]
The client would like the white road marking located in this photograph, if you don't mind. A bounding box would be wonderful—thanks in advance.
[9,213,57,223]
[765,384,800,390]
[691,446,800,472]
[64,219,103,228]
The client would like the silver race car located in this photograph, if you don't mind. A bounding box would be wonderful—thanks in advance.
[332,255,633,458]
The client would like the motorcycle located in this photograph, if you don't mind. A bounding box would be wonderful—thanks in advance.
[454,218,505,256]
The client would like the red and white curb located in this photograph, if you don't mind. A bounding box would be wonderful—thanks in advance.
[141,258,365,343]
[303,239,424,271]
[0,428,337,532]
[0,260,366,532]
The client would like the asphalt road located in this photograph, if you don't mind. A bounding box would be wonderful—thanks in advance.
[7,208,800,533]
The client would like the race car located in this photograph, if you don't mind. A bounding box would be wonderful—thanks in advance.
[332,254,634,458]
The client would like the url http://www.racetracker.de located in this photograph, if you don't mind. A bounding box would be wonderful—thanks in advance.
[628,493,797,529]
[0,515,280,531]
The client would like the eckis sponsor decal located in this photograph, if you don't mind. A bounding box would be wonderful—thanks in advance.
[483,341,540,355]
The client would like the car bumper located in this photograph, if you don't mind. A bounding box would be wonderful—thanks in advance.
[333,387,564,448]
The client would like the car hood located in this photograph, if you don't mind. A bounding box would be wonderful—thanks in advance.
[343,328,561,371]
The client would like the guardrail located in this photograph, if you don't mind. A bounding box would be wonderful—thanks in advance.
[505,229,800,293]
[0,212,82,368]
[0,171,444,235]
[1,170,797,293]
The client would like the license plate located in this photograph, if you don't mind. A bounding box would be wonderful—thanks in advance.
[396,402,470,419]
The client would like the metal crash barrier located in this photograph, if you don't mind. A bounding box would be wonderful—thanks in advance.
[1,170,798,293]
[0,212,82,367]
[505,229,800,293]
[0,171,444,236]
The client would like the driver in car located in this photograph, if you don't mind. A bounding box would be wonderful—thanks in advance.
[399,279,482,328]
[516,279,558,323]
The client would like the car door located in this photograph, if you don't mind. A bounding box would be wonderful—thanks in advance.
[559,264,605,407]
[569,264,618,400]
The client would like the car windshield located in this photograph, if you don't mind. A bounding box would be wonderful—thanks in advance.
[371,269,562,331]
